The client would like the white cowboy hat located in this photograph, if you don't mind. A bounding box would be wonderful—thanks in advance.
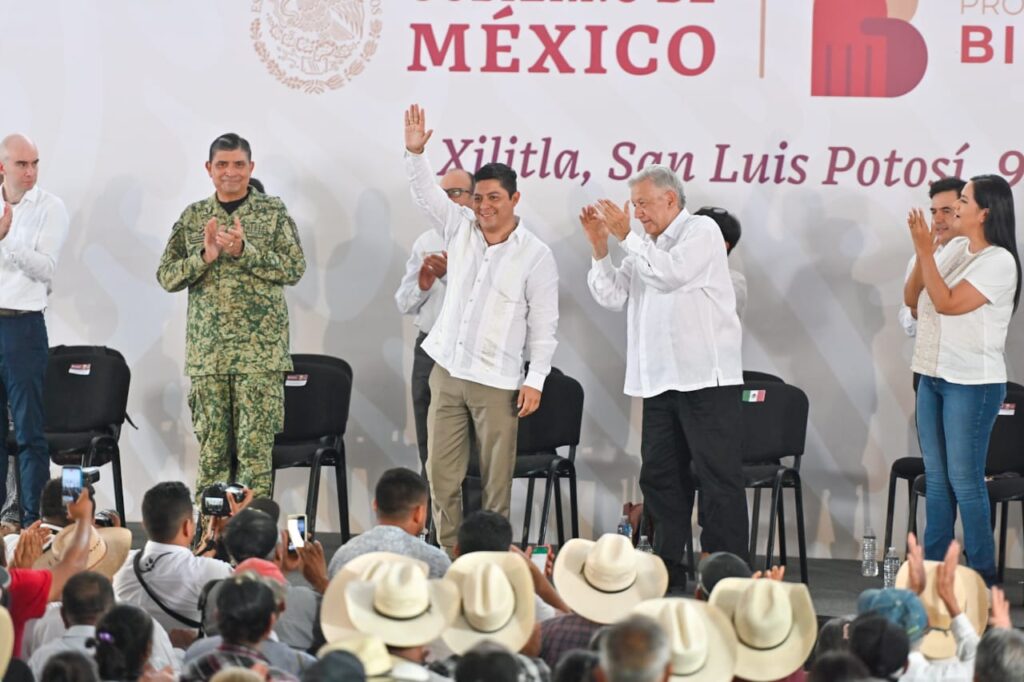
[34,523,132,580]
[442,551,536,655]
[707,578,816,682]
[321,552,430,643]
[344,561,459,648]
[318,635,433,680]
[633,598,737,682]
[894,560,989,660]
[553,534,669,625]
[0,607,12,677]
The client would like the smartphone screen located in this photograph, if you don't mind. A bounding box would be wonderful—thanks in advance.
[61,467,83,504]
[287,515,307,552]
[530,546,548,574]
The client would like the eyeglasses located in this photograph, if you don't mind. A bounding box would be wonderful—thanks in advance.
[444,188,472,198]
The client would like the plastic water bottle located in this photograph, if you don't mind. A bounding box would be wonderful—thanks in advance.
[883,546,901,588]
[637,535,653,553]
[861,528,878,577]
[617,515,633,540]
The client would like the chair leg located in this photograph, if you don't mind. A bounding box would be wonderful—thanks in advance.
[111,452,126,523]
[538,475,555,546]
[791,471,809,585]
[749,488,762,565]
[521,478,536,549]
[553,476,565,548]
[998,501,1008,585]
[335,451,350,544]
[306,452,324,539]
[569,468,579,539]
[764,478,783,573]
[883,468,898,553]
[907,482,918,539]
[777,490,788,567]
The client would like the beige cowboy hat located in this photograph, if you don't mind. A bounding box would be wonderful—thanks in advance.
[442,551,536,655]
[33,522,131,579]
[633,598,737,682]
[344,561,459,648]
[319,635,434,681]
[894,560,989,660]
[553,534,669,625]
[321,552,431,644]
[0,607,12,677]
[707,578,816,682]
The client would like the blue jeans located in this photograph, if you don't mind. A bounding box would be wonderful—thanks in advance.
[0,313,50,525]
[916,376,1005,584]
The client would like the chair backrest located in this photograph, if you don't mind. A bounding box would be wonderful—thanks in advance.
[516,372,584,453]
[739,381,809,464]
[986,387,1024,474]
[278,354,353,443]
[44,346,131,433]
[1006,381,1024,394]
[743,370,785,384]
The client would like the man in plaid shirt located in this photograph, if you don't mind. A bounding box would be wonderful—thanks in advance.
[182,575,297,682]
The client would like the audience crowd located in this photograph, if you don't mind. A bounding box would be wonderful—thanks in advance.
[0,467,1020,682]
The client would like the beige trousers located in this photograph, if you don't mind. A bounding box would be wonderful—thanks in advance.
[426,364,518,553]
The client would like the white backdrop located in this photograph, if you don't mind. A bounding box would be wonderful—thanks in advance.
[2,0,1022,562]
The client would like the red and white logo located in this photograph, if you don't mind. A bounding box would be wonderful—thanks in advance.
[811,0,927,97]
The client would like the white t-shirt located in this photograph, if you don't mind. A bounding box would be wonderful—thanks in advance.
[911,237,1018,384]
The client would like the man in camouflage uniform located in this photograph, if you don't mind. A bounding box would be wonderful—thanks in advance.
[157,133,305,498]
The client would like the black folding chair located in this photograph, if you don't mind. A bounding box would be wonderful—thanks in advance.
[43,346,133,521]
[466,371,584,548]
[908,385,1024,583]
[715,381,810,583]
[271,354,353,541]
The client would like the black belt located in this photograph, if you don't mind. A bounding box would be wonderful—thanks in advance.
[0,308,33,317]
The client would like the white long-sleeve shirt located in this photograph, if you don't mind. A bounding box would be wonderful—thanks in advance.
[395,229,447,334]
[405,151,559,391]
[588,208,743,398]
[899,613,978,681]
[900,254,920,337]
[0,184,69,310]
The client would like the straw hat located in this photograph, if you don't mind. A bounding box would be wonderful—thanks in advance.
[344,561,458,648]
[553,534,669,625]
[320,634,436,680]
[894,560,989,660]
[633,598,737,682]
[707,578,816,682]
[34,522,131,579]
[321,552,430,643]
[442,551,536,655]
[0,607,12,677]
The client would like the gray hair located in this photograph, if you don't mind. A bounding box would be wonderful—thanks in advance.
[975,629,1024,682]
[628,164,686,208]
[598,615,670,682]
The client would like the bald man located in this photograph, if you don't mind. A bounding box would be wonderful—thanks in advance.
[396,169,475,481]
[0,134,69,525]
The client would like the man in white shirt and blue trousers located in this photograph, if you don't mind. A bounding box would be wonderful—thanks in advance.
[582,165,748,587]
[403,105,559,556]
[0,134,69,525]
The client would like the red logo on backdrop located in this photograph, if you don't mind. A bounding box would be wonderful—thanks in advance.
[811,0,928,97]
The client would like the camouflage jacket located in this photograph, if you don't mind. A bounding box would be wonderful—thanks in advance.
[156,192,306,376]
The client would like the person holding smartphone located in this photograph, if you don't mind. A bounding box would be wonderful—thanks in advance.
[905,175,1021,585]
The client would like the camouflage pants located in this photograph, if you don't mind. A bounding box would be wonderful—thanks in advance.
[189,372,283,499]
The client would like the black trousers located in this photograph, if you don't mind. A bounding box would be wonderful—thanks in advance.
[640,385,749,564]
[412,332,482,516]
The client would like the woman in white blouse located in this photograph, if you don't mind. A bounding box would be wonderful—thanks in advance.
[904,174,1021,585]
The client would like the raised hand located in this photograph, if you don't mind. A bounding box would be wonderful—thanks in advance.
[907,208,934,254]
[0,202,11,240]
[990,586,1011,630]
[215,216,245,258]
[404,104,434,154]
[596,199,632,241]
[906,532,926,595]
[203,218,222,264]
[297,539,329,594]
[11,520,46,569]
[935,539,962,618]
[579,205,610,259]
[418,252,448,291]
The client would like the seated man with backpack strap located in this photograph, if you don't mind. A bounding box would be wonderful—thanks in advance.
[112,482,232,641]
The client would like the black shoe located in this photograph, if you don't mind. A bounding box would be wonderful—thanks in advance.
[665,562,689,595]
